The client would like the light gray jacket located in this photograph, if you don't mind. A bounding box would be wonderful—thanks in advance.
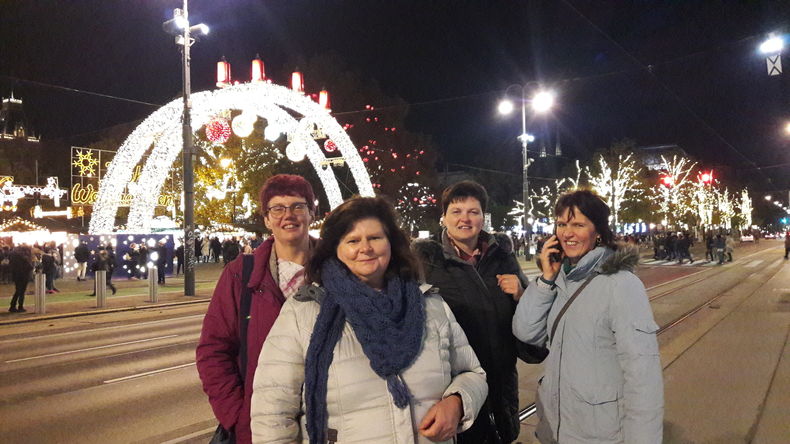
[513,246,663,444]
[251,284,488,444]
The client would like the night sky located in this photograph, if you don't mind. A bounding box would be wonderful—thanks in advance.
[1,1,788,195]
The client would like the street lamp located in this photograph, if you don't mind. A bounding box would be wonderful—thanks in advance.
[759,34,784,54]
[498,85,555,260]
[163,2,208,296]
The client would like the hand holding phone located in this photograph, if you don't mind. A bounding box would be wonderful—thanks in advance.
[549,239,563,263]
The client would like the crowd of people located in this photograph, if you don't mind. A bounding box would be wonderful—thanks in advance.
[195,175,666,444]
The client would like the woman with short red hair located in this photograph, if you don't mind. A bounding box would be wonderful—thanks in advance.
[197,174,318,444]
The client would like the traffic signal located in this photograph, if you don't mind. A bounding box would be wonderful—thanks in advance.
[781,217,788,224]
[660,175,674,187]
[699,171,713,184]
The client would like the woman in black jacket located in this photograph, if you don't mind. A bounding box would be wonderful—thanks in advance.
[413,181,545,444]
[8,246,34,312]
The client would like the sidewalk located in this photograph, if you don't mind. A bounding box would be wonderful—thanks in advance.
[0,262,225,325]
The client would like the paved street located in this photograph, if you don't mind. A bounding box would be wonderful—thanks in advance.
[0,241,787,443]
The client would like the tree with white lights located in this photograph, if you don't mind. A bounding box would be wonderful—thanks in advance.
[738,189,753,229]
[585,152,643,229]
[652,155,697,227]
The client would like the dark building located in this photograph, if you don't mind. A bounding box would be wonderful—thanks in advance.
[0,92,41,183]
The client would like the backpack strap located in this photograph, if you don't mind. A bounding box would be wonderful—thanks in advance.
[238,254,256,382]
[549,272,597,345]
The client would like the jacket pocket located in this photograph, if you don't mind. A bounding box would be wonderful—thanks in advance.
[570,384,621,440]
[633,319,660,355]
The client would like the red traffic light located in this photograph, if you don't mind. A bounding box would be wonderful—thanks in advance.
[699,171,713,183]
[660,175,674,187]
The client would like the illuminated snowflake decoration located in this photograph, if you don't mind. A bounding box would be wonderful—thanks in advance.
[72,149,100,177]
[89,82,374,233]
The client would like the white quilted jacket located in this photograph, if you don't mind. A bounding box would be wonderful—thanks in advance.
[251,285,488,444]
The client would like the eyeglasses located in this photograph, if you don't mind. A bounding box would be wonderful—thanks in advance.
[266,202,309,218]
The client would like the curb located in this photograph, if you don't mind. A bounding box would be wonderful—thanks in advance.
[0,297,212,326]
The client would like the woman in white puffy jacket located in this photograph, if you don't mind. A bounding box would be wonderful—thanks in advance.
[251,197,487,444]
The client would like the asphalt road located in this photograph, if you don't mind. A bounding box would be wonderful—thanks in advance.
[0,240,785,443]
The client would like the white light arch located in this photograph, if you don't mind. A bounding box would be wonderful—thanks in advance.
[89,82,374,233]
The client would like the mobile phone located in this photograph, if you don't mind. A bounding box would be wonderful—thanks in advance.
[549,233,563,263]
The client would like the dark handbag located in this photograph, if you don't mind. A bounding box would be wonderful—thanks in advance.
[209,424,234,444]
[209,254,255,444]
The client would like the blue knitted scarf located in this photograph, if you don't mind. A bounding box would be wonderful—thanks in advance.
[304,258,425,444]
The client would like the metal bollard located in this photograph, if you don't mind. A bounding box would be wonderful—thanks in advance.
[34,271,46,314]
[148,267,159,303]
[96,270,107,308]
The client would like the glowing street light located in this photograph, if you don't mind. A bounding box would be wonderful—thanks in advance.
[765,195,772,201]
[531,90,555,113]
[759,34,784,54]
[498,100,515,115]
[497,85,557,259]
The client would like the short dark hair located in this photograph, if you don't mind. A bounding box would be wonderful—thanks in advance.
[307,196,419,285]
[441,180,489,215]
[259,174,316,214]
[554,189,616,249]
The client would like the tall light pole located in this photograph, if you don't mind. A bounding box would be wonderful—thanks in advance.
[499,86,554,260]
[163,2,208,296]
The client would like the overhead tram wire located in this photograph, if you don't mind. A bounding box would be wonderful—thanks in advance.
[0,75,162,108]
[558,0,777,190]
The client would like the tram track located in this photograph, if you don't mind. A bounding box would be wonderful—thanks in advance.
[517,248,783,423]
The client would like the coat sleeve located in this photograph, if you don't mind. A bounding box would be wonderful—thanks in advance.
[251,299,305,443]
[195,265,243,431]
[438,299,488,433]
[512,279,557,346]
[609,273,664,444]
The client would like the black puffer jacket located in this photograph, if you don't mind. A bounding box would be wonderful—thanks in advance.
[414,230,545,443]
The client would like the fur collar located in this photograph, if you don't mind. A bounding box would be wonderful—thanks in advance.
[536,242,639,276]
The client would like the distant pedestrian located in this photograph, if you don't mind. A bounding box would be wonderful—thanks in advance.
[8,246,33,313]
[175,244,185,275]
[725,234,735,262]
[155,240,168,284]
[784,233,789,259]
[89,249,117,296]
[41,248,60,294]
[74,241,90,281]
[201,237,210,263]
[677,233,693,264]
[704,233,714,262]
[714,234,726,264]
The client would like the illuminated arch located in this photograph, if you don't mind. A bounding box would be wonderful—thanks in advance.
[89,82,374,233]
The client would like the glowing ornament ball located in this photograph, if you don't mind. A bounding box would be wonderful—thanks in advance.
[232,113,256,138]
[206,118,231,143]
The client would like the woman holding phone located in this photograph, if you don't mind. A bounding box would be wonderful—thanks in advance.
[512,190,663,444]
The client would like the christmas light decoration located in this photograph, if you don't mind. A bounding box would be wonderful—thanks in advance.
[217,57,231,87]
[90,82,373,234]
[291,71,304,93]
[651,155,696,228]
[205,118,231,143]
[72,149,100,176]
[0,177,67,210]
[231,112,256,137]
[319,89,330,109]
[251,55,265,82]
[585,154,642,229]
[324,139,337,153]
[739,189,753,229]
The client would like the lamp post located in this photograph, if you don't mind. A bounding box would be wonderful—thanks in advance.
[163,2,208,296]
[499,86,555,260]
